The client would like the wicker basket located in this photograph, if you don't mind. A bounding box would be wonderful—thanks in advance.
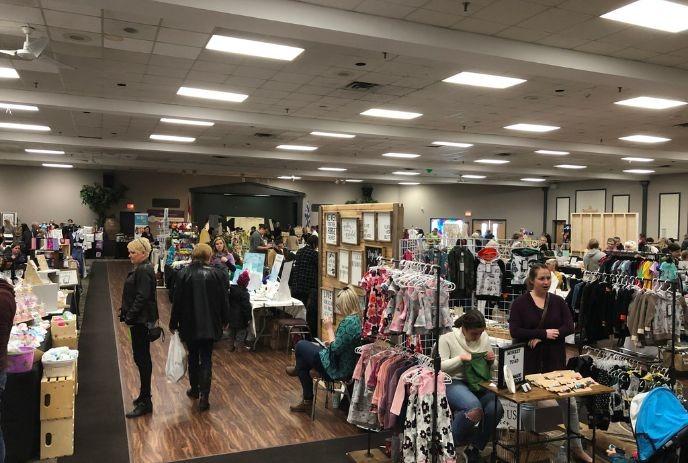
[496,429,553,463]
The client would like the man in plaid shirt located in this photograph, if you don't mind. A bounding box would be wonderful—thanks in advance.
[290,234,319,335]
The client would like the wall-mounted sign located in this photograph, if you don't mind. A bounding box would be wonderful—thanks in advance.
[341,217,359,245]
[350,251,363,286]
[376,212,392,242]
[362,212,376,241]
[325,212,339,246]
[321,288,334,320]
[365,246,383,270]
[326,251,337,278]
[338,249,350,284]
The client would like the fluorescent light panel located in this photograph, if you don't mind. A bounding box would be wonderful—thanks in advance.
[25,148,64,155]
[399,182,420,185]
[624,169,655,174]
[206,35,304,61]
[442,71,526,89]
[461,175,486,179]
[505,123,560,132]
[601,0,688,33]
[345,179,363,183]
[318,167,347,171]
[360,108,422,120]
[622,157,654,162]
[475,159,509,165]
[393,171,420,176]
[432,141,473,148]
[619,134,671,143]
[615,96,687,109]
[0,67,19,79]
[535,150,569,155]
[42,163,72,168]
[0,122,50,131]
[277,144,318,151]
[150,134,196,142]
[382,152,420,159]
[521,178,546,182]
[310,131,355,138]
[160,117,214,126]
[278,175,301,180]
[177,86,248,103]
[0,102,38,111]
[555,164,587,169]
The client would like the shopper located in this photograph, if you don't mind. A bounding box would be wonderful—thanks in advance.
[232,243,243,267]
[290,234,319,335]
[249,224,271,253]
[272,221,282,241]
[438,311,502,463]
[287,227,299,251]
[227,270,253,352]
[614,236,624,251]
[120,237,158,418]
[0,275,16,463]
[510,233,524,248]
[210,237,236,274]
[509,263,592,463]
[605,237,616,252]
[141,226,154,243]
[19,224,32,253]
[267,236,295,270]
[583,239,605,271]
[169,243,230,411]
[285,286,362,413]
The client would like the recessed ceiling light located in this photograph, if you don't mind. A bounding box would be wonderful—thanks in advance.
[25,148,65,155]
[345,179,363,183]
[277,144,318,151]
[0,67,19,79]
[601,0,688,33]
[360,108,422,120]
[382,152,420,159]
[393,171,420,176]
[310,131,356,138]
[399,182,420,185]
[521,177,546,182]
[278,175,301,180]
[619,134,671,143]
[150,134,196,143]
[535,150,569,155]
[0,122,50,131]
[432,141,474,148]
[442,71,526,89]
[505,123,560,132]
[474,159,510,165]
[160,117,214,126]
[615,96,687,110]
[555,164,587,169]
[621,157,654,162]
[0,102,38,111]
[461,174,486,179]
[177,86,248,103]
[318,167,347,171]
[206,35,304,61]
[42,163,72,168]
[624,169,655,174]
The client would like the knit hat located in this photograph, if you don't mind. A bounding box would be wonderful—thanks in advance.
[237,270,250,288]
[127,237,152,257]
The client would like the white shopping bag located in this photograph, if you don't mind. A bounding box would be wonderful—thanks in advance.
[165,332,187,383]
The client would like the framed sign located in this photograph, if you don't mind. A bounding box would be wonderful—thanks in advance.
[325,212,339,246]
[338,249,350,284]
[350,251,363,286]
[376,212,392,242]
[365,246,383,270]
[362,212,376,241]
[321,288,334,320]
[497,343,526,389]
[326,251,337,277]
[1,212,16,227]
[58,269,79,286]
[341,217,359,245]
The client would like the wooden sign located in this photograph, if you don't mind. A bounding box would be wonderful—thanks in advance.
[350,251,363,286]
[321,288,334,320]
[365,246,383,270]
[341,217,359,245]
[376,212,392,242]
[338,249,350,284]
[326,251,337,277]
[325,212,339,246]
[362,212,376,241]
[498,343,526,389]
[36,254,49,271]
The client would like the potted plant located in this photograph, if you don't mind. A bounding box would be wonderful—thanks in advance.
[79,182,128,227]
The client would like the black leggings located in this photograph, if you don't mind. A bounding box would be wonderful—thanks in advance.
[130,324,152,399]
[187,339,214,395]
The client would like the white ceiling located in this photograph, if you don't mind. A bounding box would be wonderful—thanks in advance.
[0,0,687,186]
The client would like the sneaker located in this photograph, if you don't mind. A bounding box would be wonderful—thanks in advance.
[285,366,297,377]
[125,399,152,419]
[463,446,482,463]
[289,399,313,413]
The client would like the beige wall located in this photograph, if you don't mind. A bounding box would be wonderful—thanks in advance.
[647,173,688,240]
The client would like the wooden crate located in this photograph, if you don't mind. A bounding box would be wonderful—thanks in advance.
[52,334,78,349]
[40,414,74,459]
[40,372,75,420]
[51,319,77,339]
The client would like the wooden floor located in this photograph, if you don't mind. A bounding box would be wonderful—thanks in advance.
[106,262,360,463]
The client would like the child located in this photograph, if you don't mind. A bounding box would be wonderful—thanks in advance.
[227,270,253,352]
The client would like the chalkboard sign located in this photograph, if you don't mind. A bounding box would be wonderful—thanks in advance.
[365,246,383,270]
[341,217,359,245]
[498,343,526,389]
[325,212,339,246]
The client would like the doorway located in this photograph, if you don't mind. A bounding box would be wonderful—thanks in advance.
[553,220,566,246]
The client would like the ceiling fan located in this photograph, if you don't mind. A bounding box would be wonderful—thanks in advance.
[0,25,74,69]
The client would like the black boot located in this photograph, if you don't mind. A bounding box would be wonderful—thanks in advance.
[188,363,199,399]
[186,388,199,399]
[198,367,211,412]
[132,395,143,406]
[126,398,152,418]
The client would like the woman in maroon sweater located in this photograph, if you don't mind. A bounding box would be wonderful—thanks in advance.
[509,263,591,463]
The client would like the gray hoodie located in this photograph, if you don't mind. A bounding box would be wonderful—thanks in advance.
[583,248,605,271]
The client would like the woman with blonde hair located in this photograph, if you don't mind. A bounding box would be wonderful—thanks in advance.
[285,286,362,413]
[210,237,236,274]
[119,237,158,418]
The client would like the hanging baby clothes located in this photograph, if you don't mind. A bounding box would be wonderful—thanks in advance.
[509,247,541,287]
[447,244,475,298]
[475,247,505,299]
[360,267,391,337]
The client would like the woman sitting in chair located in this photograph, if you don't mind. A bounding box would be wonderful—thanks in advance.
[285,286,361,413]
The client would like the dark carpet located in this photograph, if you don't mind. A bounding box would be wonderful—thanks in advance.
[60,262,130,463]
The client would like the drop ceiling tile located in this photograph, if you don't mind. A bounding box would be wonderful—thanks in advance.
[495,26,550,42]
[161,15,215,33]
[157,27,209,47]
[517,7,591,33]
[537,34,588,49]
[451,17,508,34]
[299,0,365,8]
[44,10,101,33]
[573,40,625,55]
[104,37,154,54]
[270,71,315,84]
[232,65,278,80]
[148,54,195,69]
[422,0,474,14]
[473,0,549,26]
[103,10,161,26]
[146,64,189,78]
[390,0,431,6]
[644,54,687,67]
[557,17,625,41]
[558,0,626,15]
[103,48,150,64]
[41,0,101,16]
[185,69,227,83]
[1,4,44,24]
[404,8,457,27]
[222,75,265,89]
[152,42,201,60]
[355,0,416,18]
[613,47,657,61]
[103,19,159,41]
[51,41,102,58]
[260,80,302,92]
[49,27,101,47]
[295,85,332,96]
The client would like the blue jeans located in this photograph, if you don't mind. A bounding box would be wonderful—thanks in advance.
[294,340,330,400]
[72,247,85,278]
[446,379,503,450]
[0,370,6,462]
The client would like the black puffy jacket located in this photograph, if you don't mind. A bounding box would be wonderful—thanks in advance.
[169,262,230,343]
[120,262,158,326]
[228,284,252,329]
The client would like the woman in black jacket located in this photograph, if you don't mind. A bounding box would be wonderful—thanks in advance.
[120,238,158,418]
[169,243,230,411]
[20,224,32,253]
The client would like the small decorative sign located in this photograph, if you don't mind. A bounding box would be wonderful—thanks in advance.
[376,212,392,242]
[341,217,359,245]
[325,212,339,246]
[326,251,337,277]
[498,343,526,389]
[321,288,334,320]
[338,249,350,284]
[350,251,363,286]
[362,212,376,241]
[365,246,383,270]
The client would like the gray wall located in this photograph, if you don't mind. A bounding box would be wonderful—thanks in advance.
[647,173,688,240]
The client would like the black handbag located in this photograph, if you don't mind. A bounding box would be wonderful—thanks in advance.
[146,322,164,342]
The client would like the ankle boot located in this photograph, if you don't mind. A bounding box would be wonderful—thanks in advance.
[186,388,199,399]
[199,393,210,412]
[198,367,212,411]
[289,399,313,413]
[126,398,152,418]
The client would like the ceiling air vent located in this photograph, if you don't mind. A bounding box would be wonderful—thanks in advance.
[254,132,273,138]
[344,81,379,90]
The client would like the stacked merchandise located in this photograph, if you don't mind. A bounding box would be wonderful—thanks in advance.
[525,370,598,395]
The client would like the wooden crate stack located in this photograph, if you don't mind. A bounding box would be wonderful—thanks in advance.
[40,363,76,459]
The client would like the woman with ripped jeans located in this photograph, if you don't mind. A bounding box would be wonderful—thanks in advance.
[438,311,503,463]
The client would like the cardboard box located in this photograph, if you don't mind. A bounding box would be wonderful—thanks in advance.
[40,414,74,459]
[41,373,75,420]
[52,334,78,350]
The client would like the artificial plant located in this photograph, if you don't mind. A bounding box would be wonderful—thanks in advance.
[79,182,128,226]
